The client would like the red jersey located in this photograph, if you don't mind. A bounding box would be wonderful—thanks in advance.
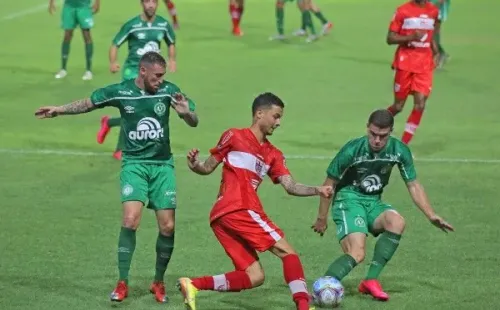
[208,128,290,222]
[389,1,439,73]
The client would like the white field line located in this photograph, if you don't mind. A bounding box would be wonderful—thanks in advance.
[1,1,62,21]
[0,148,499,164]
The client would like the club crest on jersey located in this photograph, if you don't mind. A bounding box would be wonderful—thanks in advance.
[157,33,164,41]
[154,101,166,116]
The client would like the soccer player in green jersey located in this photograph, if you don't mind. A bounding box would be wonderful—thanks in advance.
[49,0,100,80]
[311,109,454,301]
[35,52,199,304]
[270,0,332,43]
[430,0,451,68]
[97,0,177,160]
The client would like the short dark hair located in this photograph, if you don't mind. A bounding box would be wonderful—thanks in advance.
[139,51,166,67]
[368,109,394,129]
[251,92,285,115]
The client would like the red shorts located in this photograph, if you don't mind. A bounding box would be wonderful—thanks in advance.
[211,209,284,271]
[393,69,433,100]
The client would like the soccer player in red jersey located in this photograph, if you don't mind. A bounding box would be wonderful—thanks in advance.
[163,0,179,29]
[386,0,440,145]
[177,92,333,310]
[229,0,245,36]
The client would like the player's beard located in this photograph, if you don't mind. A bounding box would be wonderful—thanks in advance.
[143,9,156,19]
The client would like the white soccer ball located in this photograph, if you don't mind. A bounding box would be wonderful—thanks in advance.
[312,276,344,308]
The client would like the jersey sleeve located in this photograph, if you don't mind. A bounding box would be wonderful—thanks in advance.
[388,8,403,33]
[112,22,130,47]
[90,86,119,108]
[326,145,352,181]
[397,145,417,182]
[164,22,176,46]
[209,130,234,162]
[268,150,291,184]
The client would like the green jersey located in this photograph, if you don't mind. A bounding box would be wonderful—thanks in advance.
[112,15,176,70]
[90,79,195,163]
[326,136,416,199]
[65,0,91,7]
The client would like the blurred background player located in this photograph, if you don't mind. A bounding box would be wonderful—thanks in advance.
[385,0,440,145]
[292,0,333,38]
[430,0,451,68]
[164,0,179,29]
[311,109,454,301]
[271,0,331,43]
[35,52,198,304]
[49,0,100,80]
[178,93,332,310]
[97,0,177,160]
[229,0,245,36]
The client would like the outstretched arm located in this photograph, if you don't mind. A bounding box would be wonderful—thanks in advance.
[35,98,95,118]
[406,180,454,232]
[187,150,220,175]
[278,175,332,197]
[311,177,337,236]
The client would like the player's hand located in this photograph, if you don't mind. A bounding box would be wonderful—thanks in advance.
[315,186,333,198]
[433,53,441,68]
[110,62,120,73]
[48,3,56,15]
[311,217,328,237]
[92,3,100,14]
[429,214,454,233]
[35,106,60,119]
[171,92,190,116]
[411,30,426,41]
[167,60,176,73]
[186,148,200,168]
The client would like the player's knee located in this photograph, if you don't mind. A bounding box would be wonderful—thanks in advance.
[269,239,296,258]
[384,211,406,234]
[347,248,365,264]
[158,220,175,236]
[276,1,285,8]
[64,31,73,42]
[122,215,141,230]
[246,263,265,287]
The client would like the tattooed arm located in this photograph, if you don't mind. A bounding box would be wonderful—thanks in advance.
[187,151,221,176]
[35,98,96,118]
[278,175,322,197]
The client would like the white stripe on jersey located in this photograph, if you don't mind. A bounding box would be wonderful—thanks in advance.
[227,151,270,178]
[402,17,435,30]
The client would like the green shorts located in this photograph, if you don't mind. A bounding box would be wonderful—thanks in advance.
[331,197,395,241]
[120,161,177,210]
[122,66,139,81]
[61,5,94,30]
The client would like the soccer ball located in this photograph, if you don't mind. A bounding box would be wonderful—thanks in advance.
[311,276,344,308]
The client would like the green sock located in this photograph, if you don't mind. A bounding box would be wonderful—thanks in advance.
[301,12,306,30]
[61,41,70,70]
[276,6,284,35]
[302,10,316,35]
[85,43,93,71]
[325,254,357,280]
[118,227,137,283]
[116,128,126,152]
[107,117,122,127]
[154,233,175,282]
[365,231,401,280]
[313,11,328,25]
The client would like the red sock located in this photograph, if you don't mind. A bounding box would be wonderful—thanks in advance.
[229,3,241,29]
[401,108,424,144]
[282,254,310,310]
[167,1,178,25]
[387,105,398,116]
[191,270,252,292]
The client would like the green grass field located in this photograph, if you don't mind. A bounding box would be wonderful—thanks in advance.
[1,0,499,309]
